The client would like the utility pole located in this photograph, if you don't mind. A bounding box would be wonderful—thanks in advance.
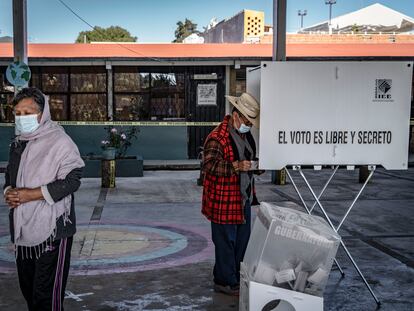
[298,10,307,29]
[12,0,28,64]
[11,0,28,92]
[272,0,287,61]
[325,0,337,32]
[272,0,287,185]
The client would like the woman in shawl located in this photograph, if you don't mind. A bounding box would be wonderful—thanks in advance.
[3,87,84,311]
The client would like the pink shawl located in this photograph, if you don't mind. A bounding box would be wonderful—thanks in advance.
[14,96,84,247]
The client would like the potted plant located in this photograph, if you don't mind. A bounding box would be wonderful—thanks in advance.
[101,126,139,160]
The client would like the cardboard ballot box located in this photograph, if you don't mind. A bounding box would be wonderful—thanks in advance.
[239,262,323,311]
[240,202,340,310]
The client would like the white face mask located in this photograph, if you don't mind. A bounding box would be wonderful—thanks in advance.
[238,123,251,133]
[15,114,40,135]
[234,113,252,134]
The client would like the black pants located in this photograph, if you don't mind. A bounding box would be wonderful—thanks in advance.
[211,202,251,287]
[16,237,73,311]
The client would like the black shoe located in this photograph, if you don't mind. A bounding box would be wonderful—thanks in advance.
[213,283,240,296]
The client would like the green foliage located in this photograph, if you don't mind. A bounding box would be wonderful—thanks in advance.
[101,126,139,158]
[76,26,137,43]
[351,24,360,33]
[173,18,199,43]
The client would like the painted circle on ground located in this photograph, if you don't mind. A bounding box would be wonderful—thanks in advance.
[73,225,188,266]
[0,223,212,275]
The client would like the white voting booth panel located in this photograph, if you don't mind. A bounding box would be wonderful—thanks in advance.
[258,61,413,170]
[246,67,261,153]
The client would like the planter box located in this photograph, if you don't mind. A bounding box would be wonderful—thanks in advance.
[82,155,143,178]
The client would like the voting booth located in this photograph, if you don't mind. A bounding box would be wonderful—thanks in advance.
[242,61,413,309]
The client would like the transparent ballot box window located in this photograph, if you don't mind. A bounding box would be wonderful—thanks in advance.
[243,202,341,297]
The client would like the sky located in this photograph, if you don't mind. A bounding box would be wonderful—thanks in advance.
[0,0,413,43]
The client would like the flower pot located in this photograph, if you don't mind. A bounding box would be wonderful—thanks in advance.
[102,147,117,160]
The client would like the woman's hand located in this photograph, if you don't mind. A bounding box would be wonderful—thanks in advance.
[16,188,43,204]
[4,188,20,209]
[4,188,44,207]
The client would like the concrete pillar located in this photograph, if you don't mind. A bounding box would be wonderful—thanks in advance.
[106,62,113,121]
[225,65,231,115]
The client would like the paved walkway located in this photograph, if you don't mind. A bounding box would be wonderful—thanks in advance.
[0,168,413,310]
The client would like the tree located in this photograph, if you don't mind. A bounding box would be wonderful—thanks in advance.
[351,23,360,33]
[173,18,199,43]
[76,26,137,43]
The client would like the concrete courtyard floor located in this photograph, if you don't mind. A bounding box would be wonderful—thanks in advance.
[0,168,413,310]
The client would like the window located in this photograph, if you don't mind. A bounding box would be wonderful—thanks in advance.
[30,66,107,121]
[32,67,70,121]
[71,68,106,93]
[69,67,107,121]
[115,94,150,121]
[0,68,14,123]
[114,68,150,121]
[49,95,69,121]
[113,67,185,121]
[151,73,185,120]
[41,68,68,93]
[70,94,106,121]
[114,71,150,92]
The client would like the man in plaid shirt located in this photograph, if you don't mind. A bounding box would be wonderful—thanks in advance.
[202,93,261,296]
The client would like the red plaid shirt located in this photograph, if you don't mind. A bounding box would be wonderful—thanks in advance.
[201,115,245,224]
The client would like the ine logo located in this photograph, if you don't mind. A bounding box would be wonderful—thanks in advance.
[374,79,393,102]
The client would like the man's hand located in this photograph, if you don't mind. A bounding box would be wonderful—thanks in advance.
[238,160,252,172]
[4,188,20,209]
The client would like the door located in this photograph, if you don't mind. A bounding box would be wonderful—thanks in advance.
[187,66,225,159]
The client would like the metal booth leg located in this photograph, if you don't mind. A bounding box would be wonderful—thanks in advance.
[298,168,381,306]
[285,167,345,277]
[336,167,375,231]
[309,165,339,213]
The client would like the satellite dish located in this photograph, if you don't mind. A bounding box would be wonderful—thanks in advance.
[6,61,31,88]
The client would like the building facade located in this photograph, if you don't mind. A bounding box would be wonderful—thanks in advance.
[0,42,413,161]
[203,10,265,44]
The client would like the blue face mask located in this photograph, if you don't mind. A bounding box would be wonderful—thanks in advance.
[15,114,40,135]
[238,123,251,133]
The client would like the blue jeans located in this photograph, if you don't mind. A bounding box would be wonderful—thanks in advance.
[211,201,251,287]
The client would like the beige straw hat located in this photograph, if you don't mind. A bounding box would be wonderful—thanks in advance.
[225,92,260,128]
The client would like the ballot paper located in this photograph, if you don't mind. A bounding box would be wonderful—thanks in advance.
[253,261,276,285]
[275,268,296,284]
[308,268,329,286]
[293,271,309,292]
